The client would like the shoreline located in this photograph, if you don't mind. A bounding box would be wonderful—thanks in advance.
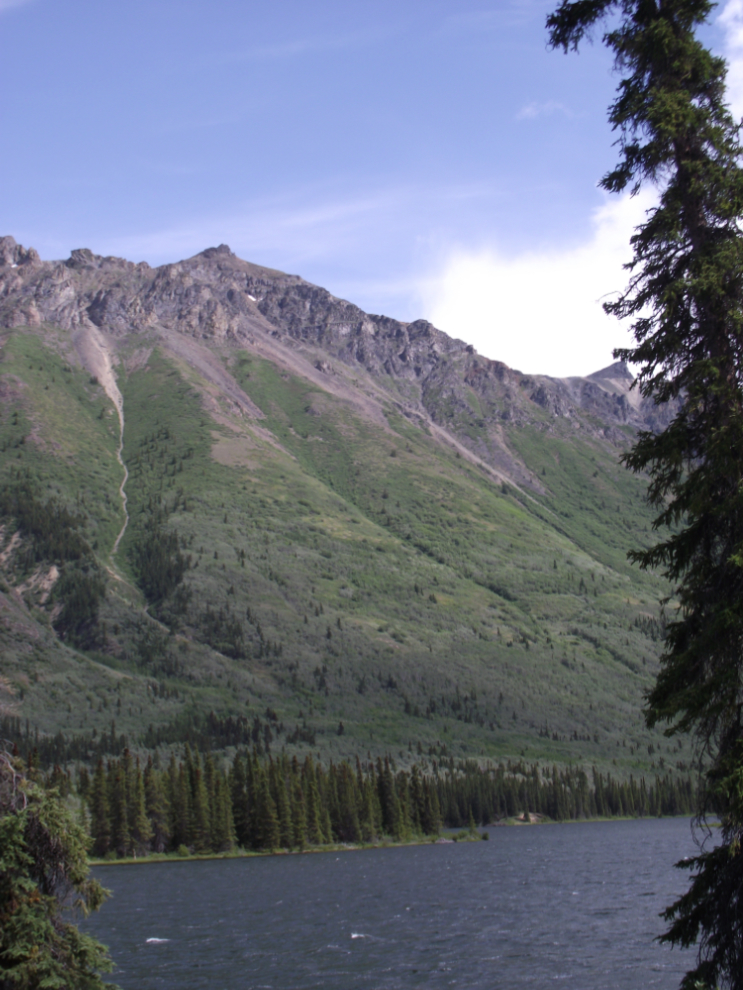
[89,833,468,867]
[89,813,695,867]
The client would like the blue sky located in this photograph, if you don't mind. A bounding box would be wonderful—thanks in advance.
[2,0,742,376]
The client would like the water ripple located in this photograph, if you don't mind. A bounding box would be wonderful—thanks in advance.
[85,818,699,990]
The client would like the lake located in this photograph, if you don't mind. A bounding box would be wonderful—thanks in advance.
[85,817,703,989]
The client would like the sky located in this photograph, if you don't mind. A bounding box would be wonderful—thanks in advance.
[2,0,743,377]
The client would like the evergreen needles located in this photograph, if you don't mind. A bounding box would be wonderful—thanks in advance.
[548,2,743,987]
[0,750,115,990]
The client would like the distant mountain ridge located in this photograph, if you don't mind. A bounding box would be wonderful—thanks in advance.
[0,234,685,777]
[0,236,668,477]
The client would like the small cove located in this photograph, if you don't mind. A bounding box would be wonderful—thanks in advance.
[85,817,702,989]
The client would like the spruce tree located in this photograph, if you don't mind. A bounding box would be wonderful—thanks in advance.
[245,750,261,849]
[204,752,218,847]
[334,764,361,843]
[312,762,333,844]
[170,761,191,851]
[377,758,402,838]
[396,771,412,839]
[361,771,380,842]
[0,752,116,989]
[229,752,250,849]
[291,775,307,850]
[410,765,425,834]
[125,753,152,855]
[253,769,280,851]
[210,773,236,853]
[426,779,442,835]
[269,759,293,848]
[108,766,131,858]
[88,759,110,858]
[165,753,186,849]
[144,757,170,853]
[302,758,325,846]
[190,763,211,854]
[548,3,743,986]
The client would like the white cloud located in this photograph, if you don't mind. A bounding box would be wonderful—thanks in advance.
[719,0,743,119]
[516,100,572,121]
[414,5,743,379]
[419,189,656,379]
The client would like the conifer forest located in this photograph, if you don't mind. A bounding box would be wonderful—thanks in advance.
[31,742,694,858]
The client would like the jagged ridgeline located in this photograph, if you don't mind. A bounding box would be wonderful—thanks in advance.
[0,236,690,778]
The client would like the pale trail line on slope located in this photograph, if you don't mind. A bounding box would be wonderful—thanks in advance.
[72,326,129,557]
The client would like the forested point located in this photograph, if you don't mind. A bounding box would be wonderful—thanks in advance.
[32,745,695,859]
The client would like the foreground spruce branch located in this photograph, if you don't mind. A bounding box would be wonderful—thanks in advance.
[548,2,743,988]
[0,750,116,990]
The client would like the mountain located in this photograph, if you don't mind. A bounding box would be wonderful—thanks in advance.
[0,236,687,776]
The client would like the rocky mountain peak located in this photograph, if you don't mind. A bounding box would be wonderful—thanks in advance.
[199,244,234,259]
[0,236,40,268]
[587,360,633,384]
[0,236,674,474]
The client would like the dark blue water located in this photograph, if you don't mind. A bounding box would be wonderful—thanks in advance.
[85,818,703,990]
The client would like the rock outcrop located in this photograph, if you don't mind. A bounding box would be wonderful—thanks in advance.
[0,236,672,487]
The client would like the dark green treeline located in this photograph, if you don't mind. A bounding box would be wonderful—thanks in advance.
[69,748,694,858]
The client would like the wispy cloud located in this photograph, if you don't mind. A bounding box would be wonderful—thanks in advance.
[126,156,204,177]
[0,0,35,12]
[247,36,356,59]
[516,100,573,120]
[93,178,504,271]
[210,29,386,66]
[25,175,655,379]
[155,112,249,135]
[441,2,550,34]
[60,179,503,323]
[419,189,656,378]
[97,186,412,271]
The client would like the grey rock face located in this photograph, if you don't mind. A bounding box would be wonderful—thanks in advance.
[0,236,671,482]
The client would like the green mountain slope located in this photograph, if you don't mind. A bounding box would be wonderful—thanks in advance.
[0,237,688,777]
